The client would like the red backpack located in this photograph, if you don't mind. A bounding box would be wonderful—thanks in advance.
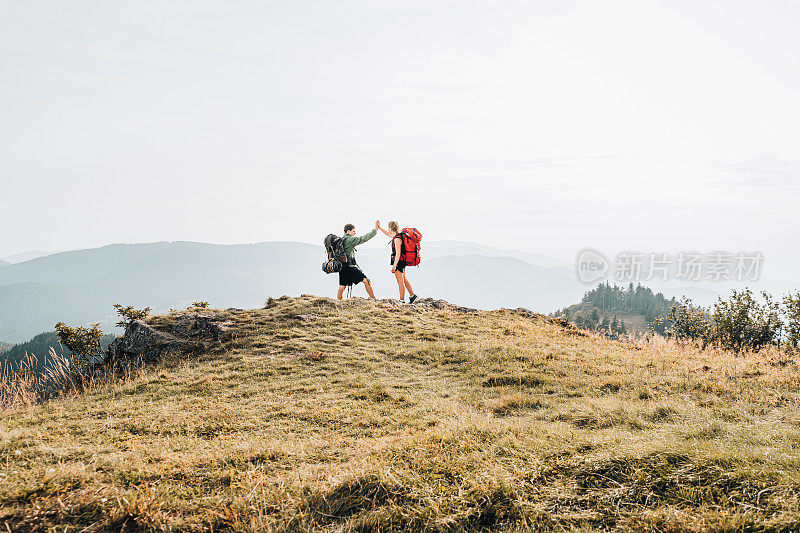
[399,228,422,266]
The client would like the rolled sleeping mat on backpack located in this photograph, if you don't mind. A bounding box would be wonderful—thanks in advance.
[322,260,343,274]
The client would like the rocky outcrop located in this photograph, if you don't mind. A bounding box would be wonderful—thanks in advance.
[380,297,479,314]
[415,298,479,313]
[105,313,233,367]
[151,313,231,341]
[106,321,187,366]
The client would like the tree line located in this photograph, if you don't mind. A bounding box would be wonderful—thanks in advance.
[553,282,676,337]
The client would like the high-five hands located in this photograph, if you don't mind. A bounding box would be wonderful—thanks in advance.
[375,220,381,229]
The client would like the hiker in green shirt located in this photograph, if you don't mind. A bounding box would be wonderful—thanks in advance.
[337,220,379,300]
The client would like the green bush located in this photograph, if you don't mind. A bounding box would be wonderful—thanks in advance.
[712,289,781,353]
[113,303,151,328]
[55,303,152,365]
[663,290,784,353]
[783,292,800,351]
[54,322,105,364]
[660,298,714,348]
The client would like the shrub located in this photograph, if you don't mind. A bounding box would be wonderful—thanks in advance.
[192,301,209,308]
[783,292,800,351]
[661,291,784,354]
[113,303,151,328]
[712,289,780,353]
[54,322,105,364]
[660,297,714,348]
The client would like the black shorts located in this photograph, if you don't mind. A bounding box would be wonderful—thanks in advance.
[394,260,407,273]
[339,265,367,286]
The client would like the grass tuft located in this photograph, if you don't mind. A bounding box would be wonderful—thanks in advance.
[482,373,546,388]
[305,474,401,522]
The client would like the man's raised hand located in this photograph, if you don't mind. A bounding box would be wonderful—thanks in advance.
[375,220,381,229]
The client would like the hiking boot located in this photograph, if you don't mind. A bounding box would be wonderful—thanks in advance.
[409,294,418,304]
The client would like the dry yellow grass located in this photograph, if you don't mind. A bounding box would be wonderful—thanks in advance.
[1,295,799,531]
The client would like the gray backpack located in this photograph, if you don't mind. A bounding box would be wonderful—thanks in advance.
[322,234,347,274]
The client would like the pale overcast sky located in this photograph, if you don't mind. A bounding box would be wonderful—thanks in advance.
[1,1,798,279]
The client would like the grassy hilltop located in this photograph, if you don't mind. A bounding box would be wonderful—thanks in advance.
[2,296,800,531]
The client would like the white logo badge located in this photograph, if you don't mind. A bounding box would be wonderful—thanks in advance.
[576,248,609,284]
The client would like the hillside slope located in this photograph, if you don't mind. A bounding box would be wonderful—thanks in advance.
[2,297,800,531]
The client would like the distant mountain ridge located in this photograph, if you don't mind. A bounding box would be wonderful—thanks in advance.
[419,241,572,269]
[0,240,580,343]
[3,240,796,345]
[0,250,51,264]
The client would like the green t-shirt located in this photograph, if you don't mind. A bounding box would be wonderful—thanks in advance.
[342,229,377,262]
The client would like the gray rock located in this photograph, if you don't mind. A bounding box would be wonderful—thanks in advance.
[105,313,232,367]
[106,320,187,367]
[157,314,231,340]
[412,298,479,314]
[376,297,478,313]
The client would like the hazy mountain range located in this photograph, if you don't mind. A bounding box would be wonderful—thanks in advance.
[1,250,51,264]
[1,240,797,344]
[0,240,584,343]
